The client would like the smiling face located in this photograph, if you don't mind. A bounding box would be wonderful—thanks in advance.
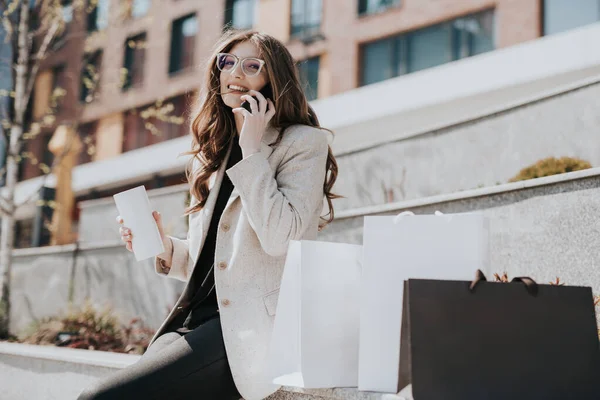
[219,41,269,110]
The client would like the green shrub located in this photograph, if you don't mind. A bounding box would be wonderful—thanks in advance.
[18,299,154,354]
[509,157,592,183]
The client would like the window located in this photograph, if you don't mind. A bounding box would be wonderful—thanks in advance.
[52,64,68,112]
[543,0,600,36]
[42,134,54,172]
[131,0,151,18]
[56,0,73,42]
[122,33,146,90]
[169,14,198,75]
[148,94,190,140]
[360,9,494,86]
[15,218,35,249]
[122,94,189,152]
[87,0,109,32]
[78,121,97,165]
[297,57,320,101]
[122,108,145,152]
[61,0,73,24]
[359,0,401,16]
[224,0,256,30]
[291,0,322,40]
[80,50,102,103]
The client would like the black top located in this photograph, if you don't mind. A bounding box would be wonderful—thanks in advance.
[166,136,243,334]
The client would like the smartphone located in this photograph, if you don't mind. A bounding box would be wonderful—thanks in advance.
[242,84,272,113]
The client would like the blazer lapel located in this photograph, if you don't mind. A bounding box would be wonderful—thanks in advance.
[194,126,280,264]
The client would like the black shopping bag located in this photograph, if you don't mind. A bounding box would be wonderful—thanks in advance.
[398,270,600,400]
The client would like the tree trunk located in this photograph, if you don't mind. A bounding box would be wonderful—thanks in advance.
[0,2,29,339]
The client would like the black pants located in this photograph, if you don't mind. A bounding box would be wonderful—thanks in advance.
[77,315,241,400]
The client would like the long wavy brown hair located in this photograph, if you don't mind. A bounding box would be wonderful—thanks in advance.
[180,30,340,228]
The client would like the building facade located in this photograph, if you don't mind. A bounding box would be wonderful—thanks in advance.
[11,0,600,246]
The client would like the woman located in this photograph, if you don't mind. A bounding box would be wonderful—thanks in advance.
[78,29,338,400]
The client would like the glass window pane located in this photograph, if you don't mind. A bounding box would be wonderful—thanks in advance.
[453,10,495,58]
[62,4,73,23]
[361,38,395,85]
[291,0,322,37]
[298,57,320,101]
[132,0,151,18]
[170,15,197,74]
[291,0,304,35]
[407,24,451,73]
[469,10,495,55]
[227,0,256,30]
[543,0,600,35]
[96,0,110,30]
[182,16,198,36]
[306,0,322,32]
[359,0,401,15]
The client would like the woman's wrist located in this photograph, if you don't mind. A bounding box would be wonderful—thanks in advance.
[157,236,173,262]
[158,258,171,274]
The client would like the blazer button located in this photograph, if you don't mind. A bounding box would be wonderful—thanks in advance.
[222,223,230,232]
[221,299,231,307]
[217,261,227,270]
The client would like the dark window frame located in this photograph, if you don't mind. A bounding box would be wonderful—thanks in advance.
[359,9,495,86]
[224,0,256,30]
[80,50,103,103]
[290,0,323,40]
[87,0,109,32]
[122,32,147,91]
[358,0,401,17]
[169,13,198,75]
[78,121,98,165]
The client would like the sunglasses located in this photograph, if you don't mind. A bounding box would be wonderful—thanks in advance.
[216,53,266,77]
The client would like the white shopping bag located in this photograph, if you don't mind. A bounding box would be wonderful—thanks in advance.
[358,211,490,393]
[113,185,165,261]
[267,240,363,389]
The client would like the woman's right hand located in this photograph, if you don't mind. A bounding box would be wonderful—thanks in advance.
[116,215,134,252]
[116,210,166,253]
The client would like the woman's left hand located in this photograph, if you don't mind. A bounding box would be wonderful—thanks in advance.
[232,90,276,157]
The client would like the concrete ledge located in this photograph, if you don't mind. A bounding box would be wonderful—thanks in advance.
[0,342,389,400]
[0,341,139,369]
[335,167,600,220]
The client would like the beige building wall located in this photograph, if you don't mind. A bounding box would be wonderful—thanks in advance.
[255,0,292,43]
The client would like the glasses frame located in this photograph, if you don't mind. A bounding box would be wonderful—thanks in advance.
[216,53,266,77]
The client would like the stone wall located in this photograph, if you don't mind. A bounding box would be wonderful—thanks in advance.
[333,82,600,211]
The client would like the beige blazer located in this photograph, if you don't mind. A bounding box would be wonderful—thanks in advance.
[150,124,329,400]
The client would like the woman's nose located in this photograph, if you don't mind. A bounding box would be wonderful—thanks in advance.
[230,62,243,78]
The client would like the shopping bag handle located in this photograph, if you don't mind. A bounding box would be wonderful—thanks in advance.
[511,276,539,296]
[469,269,538,296]
[393,210,449,224]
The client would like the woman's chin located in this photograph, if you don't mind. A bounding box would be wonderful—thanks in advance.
[223,95,243,109]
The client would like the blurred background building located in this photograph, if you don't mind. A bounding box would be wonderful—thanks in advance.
[5,0,600,247]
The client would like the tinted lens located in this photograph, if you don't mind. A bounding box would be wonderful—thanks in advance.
[242,59,262,76]
[217,54,236,71]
